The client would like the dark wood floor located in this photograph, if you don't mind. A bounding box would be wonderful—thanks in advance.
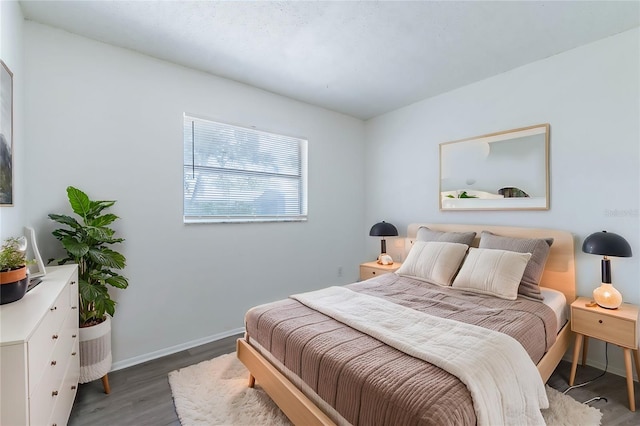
[69,334,640,425]
[68,334,240,426]
[548,360,640,425]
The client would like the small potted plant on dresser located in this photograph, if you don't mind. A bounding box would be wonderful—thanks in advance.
[0,236,32,304]
[49,186,129,394]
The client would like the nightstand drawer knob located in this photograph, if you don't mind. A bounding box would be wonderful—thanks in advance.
[372,271,376,275]
[599,320,603,324]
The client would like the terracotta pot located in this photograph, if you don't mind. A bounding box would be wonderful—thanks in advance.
[0,265,27,284]
[0,266,28,305]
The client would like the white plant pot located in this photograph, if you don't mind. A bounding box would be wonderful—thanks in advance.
[79,315,112,384]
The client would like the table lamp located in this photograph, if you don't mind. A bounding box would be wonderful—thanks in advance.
[369,221,398,264]
[582,230,632,309]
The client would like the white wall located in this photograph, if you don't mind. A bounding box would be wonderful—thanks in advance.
[23,22,366,367]
[18,12,640,379]
[365,28,640,376]
[0,1,25,240]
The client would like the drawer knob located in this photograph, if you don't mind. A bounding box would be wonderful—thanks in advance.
[50,306,57,311]
[51,390,58,397]
[51,360,57,366]
[72,334,77,338]
[70,281,76,285]
[71,385,77,390]
[372,271,376,275]
[72,306,78,310]
[52,334,59,339]
[72,352,77,356]
[599,320,603,324]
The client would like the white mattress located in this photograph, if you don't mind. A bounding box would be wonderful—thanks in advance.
[540,287,568,333]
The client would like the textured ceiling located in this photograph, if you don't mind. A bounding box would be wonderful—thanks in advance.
[19,1,640,119]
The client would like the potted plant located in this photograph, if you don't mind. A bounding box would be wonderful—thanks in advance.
[49,186,128,393]
[0,236,31,304]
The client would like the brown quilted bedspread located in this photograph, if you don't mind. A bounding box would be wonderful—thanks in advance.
[245,273,557,426]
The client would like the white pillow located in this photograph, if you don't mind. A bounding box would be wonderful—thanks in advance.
[395,241,469,286]
[452,247,532,300]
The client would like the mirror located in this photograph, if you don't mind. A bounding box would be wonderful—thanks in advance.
[439,124,549,211]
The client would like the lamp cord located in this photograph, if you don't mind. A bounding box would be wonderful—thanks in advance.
[562,342,609,406]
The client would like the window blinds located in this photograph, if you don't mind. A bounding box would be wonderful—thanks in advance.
[183,115,308,223]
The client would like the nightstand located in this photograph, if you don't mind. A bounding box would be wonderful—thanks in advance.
[569,296,640,411]
[359,261,401,280]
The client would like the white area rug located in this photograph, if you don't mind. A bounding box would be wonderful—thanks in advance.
[168,353,602,426]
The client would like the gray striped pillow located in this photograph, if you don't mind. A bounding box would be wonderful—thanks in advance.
[417,227,476,246]
[478,231,553,301]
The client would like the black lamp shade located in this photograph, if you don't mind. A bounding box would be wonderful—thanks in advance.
[369,221,398,237]
[582,231,632,257]
[582,231,632,284]
[369,221,398,255]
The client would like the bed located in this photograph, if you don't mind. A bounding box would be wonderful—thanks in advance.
[237,224,576,425]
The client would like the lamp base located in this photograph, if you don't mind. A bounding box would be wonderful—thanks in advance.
[377,254,394,265]
[593,283,622,309]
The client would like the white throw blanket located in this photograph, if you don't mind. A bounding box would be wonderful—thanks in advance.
[291,286,548,426]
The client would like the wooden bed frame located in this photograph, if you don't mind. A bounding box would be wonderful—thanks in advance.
[237,224,576,426]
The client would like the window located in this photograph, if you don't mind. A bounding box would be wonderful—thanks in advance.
[183,115,308,223]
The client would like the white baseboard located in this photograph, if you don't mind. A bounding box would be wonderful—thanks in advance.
[111,327,245,372]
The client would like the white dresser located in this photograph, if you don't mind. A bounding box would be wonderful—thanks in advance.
[1,265,80,426]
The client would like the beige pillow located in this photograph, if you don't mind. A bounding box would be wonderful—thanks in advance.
[396,241,469,286]
[452,248,532,300]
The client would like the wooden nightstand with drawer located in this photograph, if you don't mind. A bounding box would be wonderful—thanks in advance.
[569,296,640,411]
[359,261,402,280]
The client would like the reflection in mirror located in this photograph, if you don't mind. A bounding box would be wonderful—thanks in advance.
[439,124,549,211]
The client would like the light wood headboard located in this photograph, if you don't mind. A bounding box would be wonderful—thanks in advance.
[407,223,576,303]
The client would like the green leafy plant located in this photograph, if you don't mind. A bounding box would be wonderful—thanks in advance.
[446,191,478,199]
[0,236,30,271]
[49,186,128,327]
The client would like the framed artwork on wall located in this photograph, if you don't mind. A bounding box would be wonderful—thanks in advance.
[1,60,14,206]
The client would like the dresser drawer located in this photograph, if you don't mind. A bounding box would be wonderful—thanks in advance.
[29,375,57,426]
[49,339,79,426]
[572,308,637,348]
[47,309,77,384]
[28,284,70,392]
